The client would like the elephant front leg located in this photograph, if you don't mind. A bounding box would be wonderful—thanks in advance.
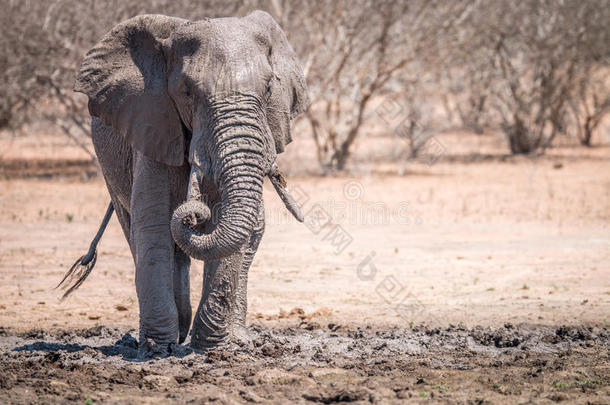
[131,153,179,352]
[191,205,265,350]
[191,249,244,349]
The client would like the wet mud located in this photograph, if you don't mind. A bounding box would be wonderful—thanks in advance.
[0,322,608,404]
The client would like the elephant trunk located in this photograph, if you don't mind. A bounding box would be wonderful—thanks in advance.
[171,103,264,262]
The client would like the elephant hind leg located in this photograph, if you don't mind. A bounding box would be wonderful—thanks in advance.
[173,247,192,344]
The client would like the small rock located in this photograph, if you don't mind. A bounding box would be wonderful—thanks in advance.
[240,389,264,403]
[143,375,175,390]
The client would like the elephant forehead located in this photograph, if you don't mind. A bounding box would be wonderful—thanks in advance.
[169,33,272,96]
[171,18,267,61]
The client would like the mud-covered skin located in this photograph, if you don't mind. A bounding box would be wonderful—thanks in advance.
[92,119,194,347]
[92,118,265,352]
[0,323,608,403]
[76,11,309,350]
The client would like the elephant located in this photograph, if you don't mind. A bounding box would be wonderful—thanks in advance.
[59,11,309,354]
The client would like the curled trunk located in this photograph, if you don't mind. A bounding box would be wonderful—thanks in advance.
[171,107,265,262]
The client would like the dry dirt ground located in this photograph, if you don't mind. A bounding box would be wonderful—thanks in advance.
[0,130,609,403]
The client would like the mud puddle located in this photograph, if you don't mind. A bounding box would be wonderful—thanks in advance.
[0,322,608,403]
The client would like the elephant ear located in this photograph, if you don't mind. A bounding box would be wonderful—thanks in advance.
[248,11,310,154]
[75,15,188,166]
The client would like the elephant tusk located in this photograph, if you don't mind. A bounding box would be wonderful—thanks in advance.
[187,165,203,202]
[268,162,304,223]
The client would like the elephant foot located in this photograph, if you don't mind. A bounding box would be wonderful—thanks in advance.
[138,338,193,360]
[190,324,253,352]
[138,338,172,359]
[189,331,228,351]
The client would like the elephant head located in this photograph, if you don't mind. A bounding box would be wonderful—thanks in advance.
[75,12,308,262]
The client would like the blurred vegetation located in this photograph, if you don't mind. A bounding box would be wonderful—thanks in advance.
[0,0,608,171]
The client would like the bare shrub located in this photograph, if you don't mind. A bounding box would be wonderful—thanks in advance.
[451,0,610,154]
[568,67,610,147]
[281,0,471,172]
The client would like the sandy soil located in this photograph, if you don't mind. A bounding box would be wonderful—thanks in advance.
[0,131,609,403]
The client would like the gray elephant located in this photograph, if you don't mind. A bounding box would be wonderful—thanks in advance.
[60,11,309,353]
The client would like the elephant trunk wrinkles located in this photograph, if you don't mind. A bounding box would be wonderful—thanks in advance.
[171,98,264,262]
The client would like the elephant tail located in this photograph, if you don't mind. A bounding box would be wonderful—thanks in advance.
[57,202,114,299]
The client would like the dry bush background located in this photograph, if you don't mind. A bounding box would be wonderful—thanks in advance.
[1,0,609,174]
